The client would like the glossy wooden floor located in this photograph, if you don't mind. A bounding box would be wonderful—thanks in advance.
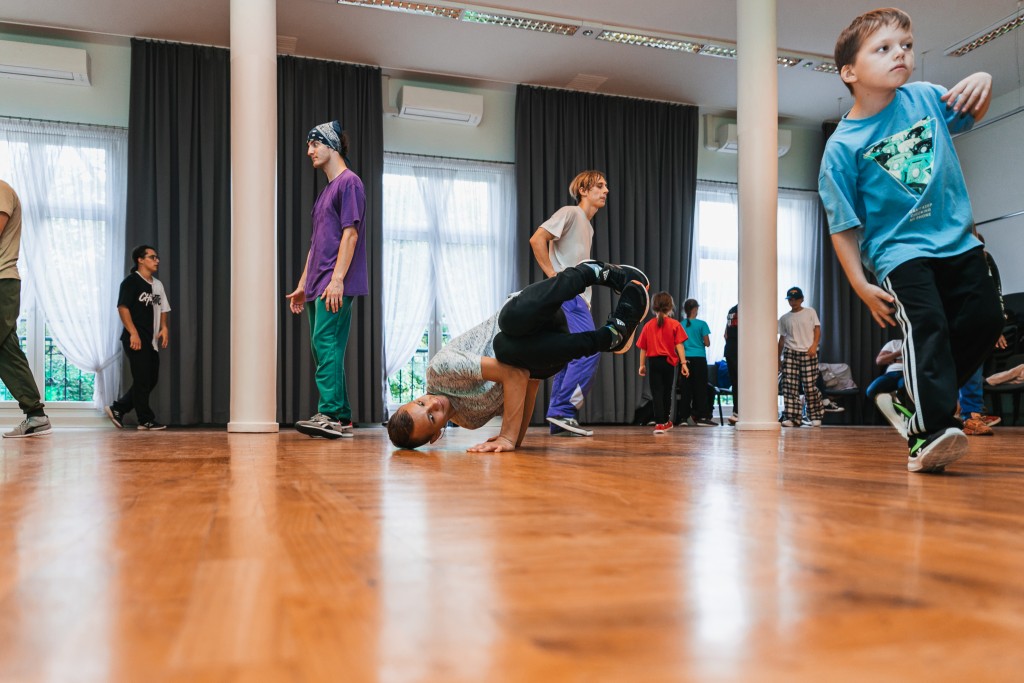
[2,424,1024,683]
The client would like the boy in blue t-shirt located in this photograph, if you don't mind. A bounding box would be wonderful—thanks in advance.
[818,8,1003,473]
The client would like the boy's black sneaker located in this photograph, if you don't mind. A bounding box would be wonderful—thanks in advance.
[607,280,650,354]
[907,427,968,473]
[578,260,650,294]
[104,405,125,429]
[137,421,167,431]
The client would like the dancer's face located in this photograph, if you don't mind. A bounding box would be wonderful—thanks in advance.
[307,140,334,169]
[403,394,450,444]
[841,22,914,94]
[580,177,609,208]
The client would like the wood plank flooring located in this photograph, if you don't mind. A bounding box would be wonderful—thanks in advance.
[2,424,1023,682]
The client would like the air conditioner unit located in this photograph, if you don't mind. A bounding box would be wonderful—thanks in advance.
[0,39,90,86]
[397,86,483,126]
[704,116,792,157]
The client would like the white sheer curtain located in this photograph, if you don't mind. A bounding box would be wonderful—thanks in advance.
[382,153,516,398]
[688,181,819,361]
[0,118,127,408]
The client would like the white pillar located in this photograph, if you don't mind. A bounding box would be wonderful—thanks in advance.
[227,0,279,432]
[735,0,781,432]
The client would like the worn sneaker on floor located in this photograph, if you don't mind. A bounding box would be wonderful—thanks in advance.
[694,417,717,427]
[579,260,650,294]
[104,405,125,429]
[546,416,593,437]
[780,419,800,427]
[822,398,845,413]
[137,421,167,431]
[726,413,739,425]
[963,413,994,436]
[907,427,969,473]
[976,413,1001,427]
[607,281,650,354]
[875,392,911,439]
[3,415,52,438]
[295,413,353,439]
[653,421,673,434]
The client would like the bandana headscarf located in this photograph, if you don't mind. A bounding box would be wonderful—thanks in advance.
[307,120,344,153]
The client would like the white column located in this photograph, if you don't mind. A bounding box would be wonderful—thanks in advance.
[735,0,781,431]
[228,0,279,432]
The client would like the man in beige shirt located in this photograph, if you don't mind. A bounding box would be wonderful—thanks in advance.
[0,179,50,437]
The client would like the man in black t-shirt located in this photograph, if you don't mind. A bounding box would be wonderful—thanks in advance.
[105,245,171,430]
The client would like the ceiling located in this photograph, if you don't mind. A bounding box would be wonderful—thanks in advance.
[2,0,1022,125]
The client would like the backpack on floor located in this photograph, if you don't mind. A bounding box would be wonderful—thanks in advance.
[819,362,857,390]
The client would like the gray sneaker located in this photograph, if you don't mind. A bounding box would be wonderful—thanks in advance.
[3,415,52,438]
[295,413,354,439]
[546,416,594,436]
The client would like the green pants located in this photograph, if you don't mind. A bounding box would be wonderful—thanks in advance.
[0,279,44,415]
[307,296,353,421]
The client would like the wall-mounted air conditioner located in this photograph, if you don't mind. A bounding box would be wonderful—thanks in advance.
[703,115,791,157]
[397,86,483,126]
[0,39,90,86]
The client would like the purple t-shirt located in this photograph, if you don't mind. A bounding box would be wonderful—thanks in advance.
[304,169,368,300]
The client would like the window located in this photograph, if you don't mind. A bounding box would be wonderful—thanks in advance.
[382,153,515,410]
[0,117,127,407]
[687,181,820,361]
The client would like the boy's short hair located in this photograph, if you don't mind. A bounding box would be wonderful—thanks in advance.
[386,407,430,449]
[834,8,912,94]
[569,171,605,202]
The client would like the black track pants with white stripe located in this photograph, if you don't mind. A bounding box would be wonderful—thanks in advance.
[883,246,1003,439]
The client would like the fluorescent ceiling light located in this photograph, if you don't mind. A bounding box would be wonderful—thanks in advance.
[804,61,839,75]
[461,9,578,35]
[596,30,701,52]
[336,0,461,20]
[944,10,1024,56]
[698,44,737,59]
[334,0,831,69]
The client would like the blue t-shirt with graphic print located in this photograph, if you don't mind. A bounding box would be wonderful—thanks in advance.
[818,81,980,282]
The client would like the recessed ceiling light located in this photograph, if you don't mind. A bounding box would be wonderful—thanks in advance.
[336,0,461,20]
[596,30,701,53]
[777,56,802,68]
[461,9,578,35]
[945,10,1024,56]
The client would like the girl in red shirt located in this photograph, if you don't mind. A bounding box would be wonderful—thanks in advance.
[637,292,690,433]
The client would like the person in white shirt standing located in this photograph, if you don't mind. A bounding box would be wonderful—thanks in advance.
[778,286,824,427]
[528,171,607,437]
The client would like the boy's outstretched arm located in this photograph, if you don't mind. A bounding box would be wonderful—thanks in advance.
[831,231,897,328]
[941,72,992,122]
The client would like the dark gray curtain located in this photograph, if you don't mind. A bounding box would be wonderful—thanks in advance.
[515,85,699,424]
[126,39,231,425]
[277,56,384,424]
[816,120,894,424]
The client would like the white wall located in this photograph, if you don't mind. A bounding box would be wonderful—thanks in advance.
[0,31,131,127]
[697,115,825,190]
[383,76,515,162]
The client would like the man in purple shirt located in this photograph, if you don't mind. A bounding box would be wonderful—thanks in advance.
[285,120,368,439]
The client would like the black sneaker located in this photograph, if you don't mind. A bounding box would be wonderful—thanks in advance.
[607,280,650,354]
[137,421,167,431]
[907,427,968,473]
[578,260,650,294]
[104,405,125,429]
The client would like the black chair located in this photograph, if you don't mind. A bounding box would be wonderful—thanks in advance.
[706,363,734,425]
[983,352,1024,426]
